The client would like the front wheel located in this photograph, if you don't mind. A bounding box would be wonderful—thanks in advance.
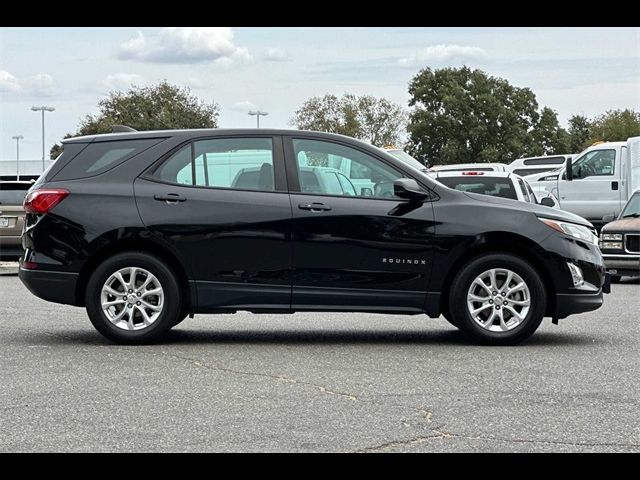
[85,252,182,344]
[448,253,546,345]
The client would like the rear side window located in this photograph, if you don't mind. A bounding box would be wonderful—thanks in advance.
[438,177,518,200]
[153,137,275,192]
[53,139,162,181]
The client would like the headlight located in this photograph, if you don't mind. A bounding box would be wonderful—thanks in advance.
[539,217,598,244]
[601,242,623,250]
[601,233,623,241]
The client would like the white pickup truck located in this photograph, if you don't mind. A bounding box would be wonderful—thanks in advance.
[526,137,640,229]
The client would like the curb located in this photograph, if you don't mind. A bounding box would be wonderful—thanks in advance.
[0,262,19,276]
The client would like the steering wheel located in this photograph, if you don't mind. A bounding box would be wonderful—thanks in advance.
[580,163,597,178]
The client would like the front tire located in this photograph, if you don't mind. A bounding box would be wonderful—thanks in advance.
[448,253,546,345]
[85,252,182,344]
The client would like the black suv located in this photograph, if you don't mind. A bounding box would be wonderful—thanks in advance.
[19,129,609,345]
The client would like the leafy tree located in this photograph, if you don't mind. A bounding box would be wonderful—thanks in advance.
[290,93,407,147]
[531,107,570,155]
[50,81,219,158]
[406,66,574,165]
[588,109,640,143]
[567,114,592,152]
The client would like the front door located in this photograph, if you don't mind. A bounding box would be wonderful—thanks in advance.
[557,148,621,220]
[285,137,435,312]
[135,135,292,310]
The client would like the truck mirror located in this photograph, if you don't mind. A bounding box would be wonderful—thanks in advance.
[540,197,556,207]
[565,157,573,181]
[602,214,616,223]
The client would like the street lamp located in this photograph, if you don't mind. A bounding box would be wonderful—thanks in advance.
[31,105,55,172]
[11,135,24,181]
[248,110,268,128]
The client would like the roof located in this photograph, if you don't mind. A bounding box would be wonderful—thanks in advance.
[62,128,363,144]
[430,162,508,171]
[434,171,514,178]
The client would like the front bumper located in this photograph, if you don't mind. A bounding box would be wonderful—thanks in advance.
[556,285,606,319]
[19,266,80,306]
[602,253,640,277]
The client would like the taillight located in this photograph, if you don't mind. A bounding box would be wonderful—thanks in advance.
[23,189,69,214]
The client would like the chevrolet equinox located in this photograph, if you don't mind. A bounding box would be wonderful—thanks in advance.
[19,129,609,345]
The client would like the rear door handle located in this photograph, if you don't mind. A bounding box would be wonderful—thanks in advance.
[298,202,331,212]
[154,193,186,203]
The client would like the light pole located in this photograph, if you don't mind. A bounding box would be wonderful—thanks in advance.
[11,135,24,181]
[248,110,268,128]
[31,105,55,172]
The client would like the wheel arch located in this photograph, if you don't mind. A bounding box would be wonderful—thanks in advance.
[437,232,556,319]
[75,237,195,312]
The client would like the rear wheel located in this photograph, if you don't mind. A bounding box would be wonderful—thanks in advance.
[85,252,182,344]
[448,253,546,345]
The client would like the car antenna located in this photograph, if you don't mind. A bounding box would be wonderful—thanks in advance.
[111,125,138,133]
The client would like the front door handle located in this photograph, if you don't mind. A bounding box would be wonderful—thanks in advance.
[611,181,619,191]
[298,202,331,212]
[154,193,186,203]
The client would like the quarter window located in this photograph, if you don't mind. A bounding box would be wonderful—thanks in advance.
[154,138,275,192]
[292,139,405,199]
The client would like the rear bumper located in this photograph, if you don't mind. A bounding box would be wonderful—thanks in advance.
[0,236,23,258]
[19,266,80,306]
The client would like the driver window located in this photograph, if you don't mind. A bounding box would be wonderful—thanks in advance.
[571,149,616,179]
[292,139,404,199]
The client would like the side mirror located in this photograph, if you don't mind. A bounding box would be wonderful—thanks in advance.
[602,214,616,223]
[540,197,556,208]
[565,157,573,181]
[393,178,428,201]
[360,187,373,197]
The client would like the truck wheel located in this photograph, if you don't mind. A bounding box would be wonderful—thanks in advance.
[449,253,546,345]
[85,252,182,344]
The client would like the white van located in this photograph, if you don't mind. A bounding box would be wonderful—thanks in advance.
[527,137,640,228]
[507,154,573,177]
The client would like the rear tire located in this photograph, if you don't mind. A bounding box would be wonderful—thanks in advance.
[85,252,182,344]
[448,253,546,345]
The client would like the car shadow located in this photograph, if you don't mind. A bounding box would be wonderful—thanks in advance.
[14,327,599,348]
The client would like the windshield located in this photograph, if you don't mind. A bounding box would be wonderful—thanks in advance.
[385,150,426,171]
[621,193,640,218]
[438,176,518,200]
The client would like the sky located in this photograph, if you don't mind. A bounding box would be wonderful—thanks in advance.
[0,27,639,160]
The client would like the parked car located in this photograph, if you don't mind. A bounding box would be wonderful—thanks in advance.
[527,137,640,229]
[599,188,640,282]
[20,128,608,345]
[429,163,509,173]
[0,181,32,259]
[507,155,573,177]
[432,171,560,208]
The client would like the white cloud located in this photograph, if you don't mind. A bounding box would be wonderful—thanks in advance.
[103,73,145,91]
[0,70,57,96]
[118,27,252,64]
[398,44,489,66]
[263,48,291,62]
[231,100,258,112]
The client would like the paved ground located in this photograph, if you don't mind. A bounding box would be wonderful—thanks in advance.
[0,273,639,452]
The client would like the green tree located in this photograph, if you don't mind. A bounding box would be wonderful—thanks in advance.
[407,66,569,165]
[290,93,406,147]
[567,114,592,152]
[532,107,570,155]
[588,109,640,143]
[50,80,219,158]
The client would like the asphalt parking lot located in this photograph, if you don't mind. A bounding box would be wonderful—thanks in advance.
[0,271,639,452]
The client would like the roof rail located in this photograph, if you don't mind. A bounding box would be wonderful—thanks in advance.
[111,125,137,133]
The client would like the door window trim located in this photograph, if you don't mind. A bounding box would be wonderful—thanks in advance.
[141,134,288,193]
[282,135,438,202]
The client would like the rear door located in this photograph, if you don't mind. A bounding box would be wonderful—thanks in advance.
[135,135,293,311]
[285,136,436,312]
[557,148,621,219]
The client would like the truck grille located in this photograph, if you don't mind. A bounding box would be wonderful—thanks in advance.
[626,234,640,254]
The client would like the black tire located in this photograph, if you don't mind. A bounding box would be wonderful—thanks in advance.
[610,275,622,283]
[448,253,546,346]
[85,252,182,344]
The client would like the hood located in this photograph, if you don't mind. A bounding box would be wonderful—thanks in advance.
[601,216,640,233]
[462,191,593,227]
